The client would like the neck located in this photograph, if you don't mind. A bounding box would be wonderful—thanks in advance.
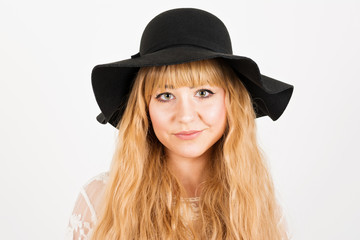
[166,148,212,198]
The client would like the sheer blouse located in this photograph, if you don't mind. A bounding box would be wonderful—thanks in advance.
[65,172,289,239]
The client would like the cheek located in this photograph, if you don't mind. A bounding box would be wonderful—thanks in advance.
[203,98,227,126]
[209,105,225,122]
[149,101,168,135]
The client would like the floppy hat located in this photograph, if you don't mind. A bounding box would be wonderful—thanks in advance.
[92,8,294,128]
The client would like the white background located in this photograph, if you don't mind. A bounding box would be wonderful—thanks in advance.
[1,0,359,239]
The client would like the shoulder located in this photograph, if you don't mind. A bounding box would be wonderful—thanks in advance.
[66,172,110,239]
[81,171,110,205]
[83,171,110,188]
[81,171,110,217]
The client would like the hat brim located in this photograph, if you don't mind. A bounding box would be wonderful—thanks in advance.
[92,46,293,128]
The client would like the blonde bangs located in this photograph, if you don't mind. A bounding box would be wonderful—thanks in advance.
[140,58,230,105]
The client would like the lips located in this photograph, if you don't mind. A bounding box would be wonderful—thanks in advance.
[174,130,203,140]
[174,130,201,135]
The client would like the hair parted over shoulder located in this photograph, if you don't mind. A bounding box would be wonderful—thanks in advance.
[90,58,288,240]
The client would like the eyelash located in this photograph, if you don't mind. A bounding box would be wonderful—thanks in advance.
[155,89,214,103]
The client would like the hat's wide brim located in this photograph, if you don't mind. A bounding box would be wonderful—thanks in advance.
[91,46,294,128]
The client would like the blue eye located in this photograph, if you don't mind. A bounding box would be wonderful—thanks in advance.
[155,89,214,103]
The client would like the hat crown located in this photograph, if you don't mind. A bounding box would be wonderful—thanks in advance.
[139,8,233,55]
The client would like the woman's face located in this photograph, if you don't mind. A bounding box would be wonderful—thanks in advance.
[149,84,227,159]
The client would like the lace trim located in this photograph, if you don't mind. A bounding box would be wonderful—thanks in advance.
[180,196,200,202]
[188,202,200,220]
[79,187,97,223]
[67,171,290,238]
[65,213,93,240]
[84,171,109,187]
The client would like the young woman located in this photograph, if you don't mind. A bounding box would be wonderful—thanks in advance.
[66,8,293,240]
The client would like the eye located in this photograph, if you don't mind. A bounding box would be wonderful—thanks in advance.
[155,89,214,103]
[155,92,174,102]
[196,89,214,98]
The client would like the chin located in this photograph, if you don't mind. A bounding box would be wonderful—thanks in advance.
[172,146,209,159]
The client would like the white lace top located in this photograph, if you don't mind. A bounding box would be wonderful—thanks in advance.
[65,172,200,239]
[65,172,289,239]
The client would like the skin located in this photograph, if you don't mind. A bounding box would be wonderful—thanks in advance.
[148,85,227,198]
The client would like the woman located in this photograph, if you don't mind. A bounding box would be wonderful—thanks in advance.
[66,8,293,239]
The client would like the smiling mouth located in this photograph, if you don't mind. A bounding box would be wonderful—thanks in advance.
[174,130,204,140]
[174,130,202,135]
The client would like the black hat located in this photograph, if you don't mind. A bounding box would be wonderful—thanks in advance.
[92,8,294,128]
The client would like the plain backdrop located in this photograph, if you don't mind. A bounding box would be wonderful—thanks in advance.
[1,0,359,239]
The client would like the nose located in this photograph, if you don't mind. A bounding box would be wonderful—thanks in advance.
[176,96,196,123]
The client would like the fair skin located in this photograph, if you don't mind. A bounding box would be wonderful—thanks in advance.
[149,84,227,198]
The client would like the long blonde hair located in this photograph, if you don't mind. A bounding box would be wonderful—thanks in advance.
[90,58,287,239]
